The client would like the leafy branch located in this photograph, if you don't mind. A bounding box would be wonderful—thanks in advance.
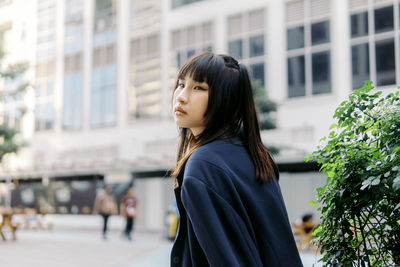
[306,81,400,266]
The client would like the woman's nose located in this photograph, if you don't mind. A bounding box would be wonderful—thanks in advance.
[176,88,188,103]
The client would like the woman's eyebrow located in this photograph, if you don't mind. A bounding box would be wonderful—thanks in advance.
[195,82,209,88]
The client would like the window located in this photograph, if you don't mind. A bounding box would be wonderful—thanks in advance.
[65,0,83,24]
[92,44,115,67]
[63,73,82,129]
[2,75,26,132]
[91,44,116,127]
[35,0,56,133]
[35,103,54,131]
[65,24,83,54]
[64,53,82,73]
[171,0,202,9]
[129,34,161,119]
[286,0,331,98]
[287,55,305,97]
[227,9,266,87]
[94,0,116,33]
[287,26,304,50]
[1,109,23,132]
[349,2,397,89]
[172,22,214,69]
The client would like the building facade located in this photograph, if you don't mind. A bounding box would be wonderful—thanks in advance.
[0,0,399,231]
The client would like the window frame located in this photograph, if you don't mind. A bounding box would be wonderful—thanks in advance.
[286,0,332,99]
[227,9,267,88]
[349,2,399,89]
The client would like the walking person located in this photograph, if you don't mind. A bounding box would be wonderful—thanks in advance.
[170,52,303,266]
[120,187,138,241]
[93,185,117,240]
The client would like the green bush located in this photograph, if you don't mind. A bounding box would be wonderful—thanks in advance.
[306,81,400,266]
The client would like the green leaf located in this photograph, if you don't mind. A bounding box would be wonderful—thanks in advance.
[394,203,400,211]
[329,124,337,130]
[384,171,391,178]
[393,176,400,191]
[371,178,380,186]
[309,200,317,207]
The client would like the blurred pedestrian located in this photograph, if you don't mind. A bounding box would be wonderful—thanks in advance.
[120,187,137,241]
[170,52,302,266]
[93,185,117,240]
[292,213,318,251]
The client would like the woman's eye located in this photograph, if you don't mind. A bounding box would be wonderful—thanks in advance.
[194,86,206,91]
[178,83,184,88]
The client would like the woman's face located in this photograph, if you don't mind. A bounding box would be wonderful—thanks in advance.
[173,76,209,136]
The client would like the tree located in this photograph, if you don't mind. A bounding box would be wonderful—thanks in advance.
[252,80,277,130]
[251,81,279,155]
[306,81,400,266]
[0,48,29,163]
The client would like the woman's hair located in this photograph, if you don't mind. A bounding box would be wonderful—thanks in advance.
[171,52,279,185]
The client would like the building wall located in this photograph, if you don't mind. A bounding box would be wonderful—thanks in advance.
[0,0,399,230]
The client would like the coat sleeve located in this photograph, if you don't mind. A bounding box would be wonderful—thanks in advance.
[181,175,263,267]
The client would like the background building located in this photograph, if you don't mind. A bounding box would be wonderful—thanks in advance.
[0,0,398,231]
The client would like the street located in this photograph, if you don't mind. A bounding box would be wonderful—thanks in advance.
[0,222,322,267]
[0,229,171,267]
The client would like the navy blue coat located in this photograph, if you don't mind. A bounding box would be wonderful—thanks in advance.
[170,138,303,266]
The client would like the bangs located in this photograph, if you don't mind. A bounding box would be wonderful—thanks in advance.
[177,52,220,83]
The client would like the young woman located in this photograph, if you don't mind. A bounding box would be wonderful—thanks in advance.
[170,52,302,266]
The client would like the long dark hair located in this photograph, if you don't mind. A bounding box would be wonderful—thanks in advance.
[171,52,278,185]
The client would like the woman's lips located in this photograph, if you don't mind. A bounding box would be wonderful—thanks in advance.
[174,107,187,116]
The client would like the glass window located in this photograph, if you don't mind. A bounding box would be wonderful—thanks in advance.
[249,35,264,57]
[172,0,202,9]
[351,12,368,38]
[63,73,82,129]
[172,30,180,49]
[93,48,102,66]
[147,34,159,57]
[187,26,196,46]
[3,110,10,125]
[106,44,115,64]
[176,51,182,69]
[90,66,116,126]
[202,45,212,52]
[35,104,42,131]
[104,65,116,86]
[311,21,330,45]
[130,39,141,61]
[47,81,54,95]
[35,84,41,97]
[375,38,395,86]
[374,6,394,33]
[312,51,331,95]
[44,103,54,130]
[287,26,304,50]
[187,49,195,59]
[250,63,265,86]
[249,9,264,31]
[15,109,21,131]
[104,87,116,124]
[228,39,243,60]
[202,22,212,42]
[287,55,305,98]
[90,91,101,126]
[228,15,243,36]
[351,43,370,90]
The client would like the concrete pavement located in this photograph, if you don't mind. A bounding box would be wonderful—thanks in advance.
[0,229,322,267]
[0,215,322,266]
